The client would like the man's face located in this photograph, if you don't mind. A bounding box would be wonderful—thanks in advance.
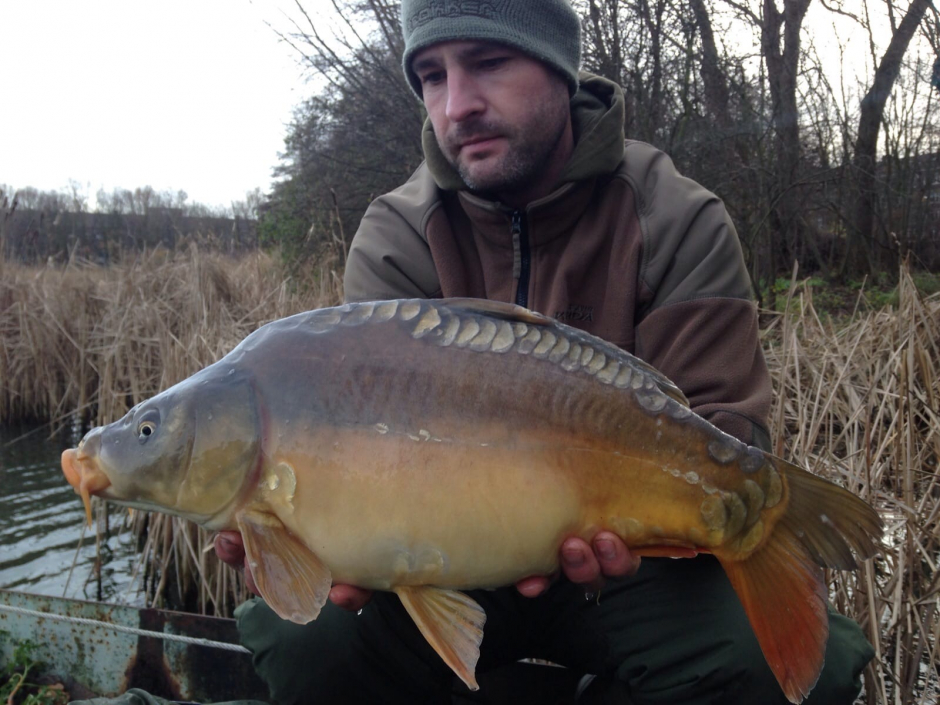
[411,41,571,196]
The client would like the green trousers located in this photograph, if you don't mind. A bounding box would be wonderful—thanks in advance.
[234,556,874,705]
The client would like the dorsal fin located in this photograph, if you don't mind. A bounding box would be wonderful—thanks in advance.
[440,298,554,326]
[625,356,690,407]
[438,298,690,408]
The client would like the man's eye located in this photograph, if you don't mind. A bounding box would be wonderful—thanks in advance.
[420,71,445,86]
[479,57,508,71]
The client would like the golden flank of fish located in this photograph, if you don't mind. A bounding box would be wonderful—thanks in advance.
[61,298,883,703]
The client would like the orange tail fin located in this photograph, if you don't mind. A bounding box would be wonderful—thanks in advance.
[717,457,882,704]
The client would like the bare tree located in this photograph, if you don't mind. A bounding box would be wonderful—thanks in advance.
[689,0,733,132]
[759,0,814,277]
[260,0,424,267]
[848,0,932,277]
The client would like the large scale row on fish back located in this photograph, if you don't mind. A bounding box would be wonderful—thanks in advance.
[60,298,882,704]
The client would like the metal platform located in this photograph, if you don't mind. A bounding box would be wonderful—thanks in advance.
[0,589,269,702]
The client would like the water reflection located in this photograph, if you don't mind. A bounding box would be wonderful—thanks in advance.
[0,421,140,603]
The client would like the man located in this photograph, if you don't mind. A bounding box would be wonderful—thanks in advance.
[217,0,875,702]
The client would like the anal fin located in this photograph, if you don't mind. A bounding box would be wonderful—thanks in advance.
[394,586,486,691]
[633,544,703,559]
[237,509,332,624]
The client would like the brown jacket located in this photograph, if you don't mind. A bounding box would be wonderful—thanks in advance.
[344,73,771,448]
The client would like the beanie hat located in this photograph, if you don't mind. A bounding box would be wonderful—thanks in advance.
[400,0,582,97]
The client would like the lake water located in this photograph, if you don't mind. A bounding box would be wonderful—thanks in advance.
[0,421,141,603]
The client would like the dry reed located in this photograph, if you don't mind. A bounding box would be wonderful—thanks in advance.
[0,246,339,426]
[2,248,937,703]
[0,246,339,617]
[763,266,939,704]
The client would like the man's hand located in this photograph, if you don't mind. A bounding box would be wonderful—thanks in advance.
[215,531,260,596]
[214,529,640,611]
[515,532,640,598]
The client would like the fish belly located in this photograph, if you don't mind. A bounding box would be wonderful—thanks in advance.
[264,424,718,591]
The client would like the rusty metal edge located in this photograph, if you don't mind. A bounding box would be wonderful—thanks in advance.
[0,589,269,702]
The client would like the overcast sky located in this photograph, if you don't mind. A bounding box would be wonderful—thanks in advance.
[0,0,336,210]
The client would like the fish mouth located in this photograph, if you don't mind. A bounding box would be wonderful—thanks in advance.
[61,448,112,525]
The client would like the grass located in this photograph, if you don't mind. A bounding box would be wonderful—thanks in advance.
[0,632,69,705]
[762,268,940,317]
[0,250,937,703]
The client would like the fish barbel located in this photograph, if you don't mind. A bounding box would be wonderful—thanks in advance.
[60,298,882,703]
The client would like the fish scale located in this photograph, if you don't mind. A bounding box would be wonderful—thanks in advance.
[242,297,816,557]
[60,297,882,704]
[319,299,666,396]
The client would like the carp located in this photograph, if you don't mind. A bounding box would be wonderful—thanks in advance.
[61,298,882,703]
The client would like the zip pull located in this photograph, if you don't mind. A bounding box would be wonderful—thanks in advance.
[511,211,523,280]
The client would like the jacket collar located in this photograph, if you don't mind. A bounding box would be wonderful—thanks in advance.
[454,177,598,248]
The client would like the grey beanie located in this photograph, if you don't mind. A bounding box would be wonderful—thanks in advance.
[400,0,582,97]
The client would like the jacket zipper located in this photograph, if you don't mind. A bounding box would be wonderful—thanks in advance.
[512,210,531,308]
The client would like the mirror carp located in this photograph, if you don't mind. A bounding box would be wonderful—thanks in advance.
[61,298,883,703]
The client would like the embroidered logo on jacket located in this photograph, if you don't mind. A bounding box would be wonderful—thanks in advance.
[408,0,509,31]
[555,304,595,323]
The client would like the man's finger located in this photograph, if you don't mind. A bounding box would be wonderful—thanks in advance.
[559,537,602,586]
[213,531,262,596]
[214,531,245,566]
[515,575,552,598]
[593,531,641,577]
[329,584,374,612]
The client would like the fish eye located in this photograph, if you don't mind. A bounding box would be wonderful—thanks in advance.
[138,420,158,443]
[135,408,161,443]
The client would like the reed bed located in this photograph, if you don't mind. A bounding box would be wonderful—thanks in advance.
[0,247,339,426]
[1,250,937,704]
[0,246,339,618]
[763,266,939,704]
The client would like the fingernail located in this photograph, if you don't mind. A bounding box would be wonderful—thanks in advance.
[596,538,616,561]
[563,546,586,567]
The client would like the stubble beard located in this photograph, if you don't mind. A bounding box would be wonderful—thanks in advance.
[443,96,570,197]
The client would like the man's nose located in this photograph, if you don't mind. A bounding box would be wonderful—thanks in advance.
[445,70,485,122]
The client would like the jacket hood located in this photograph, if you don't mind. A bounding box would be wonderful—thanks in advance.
[423,71,625,193]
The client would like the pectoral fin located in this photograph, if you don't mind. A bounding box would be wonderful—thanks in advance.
[237,509,332,624]
[394,586,486,691]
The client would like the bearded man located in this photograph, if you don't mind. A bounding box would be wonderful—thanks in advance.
[217,1,876,703]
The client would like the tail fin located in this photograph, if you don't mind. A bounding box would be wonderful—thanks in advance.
[717,457,882,704]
